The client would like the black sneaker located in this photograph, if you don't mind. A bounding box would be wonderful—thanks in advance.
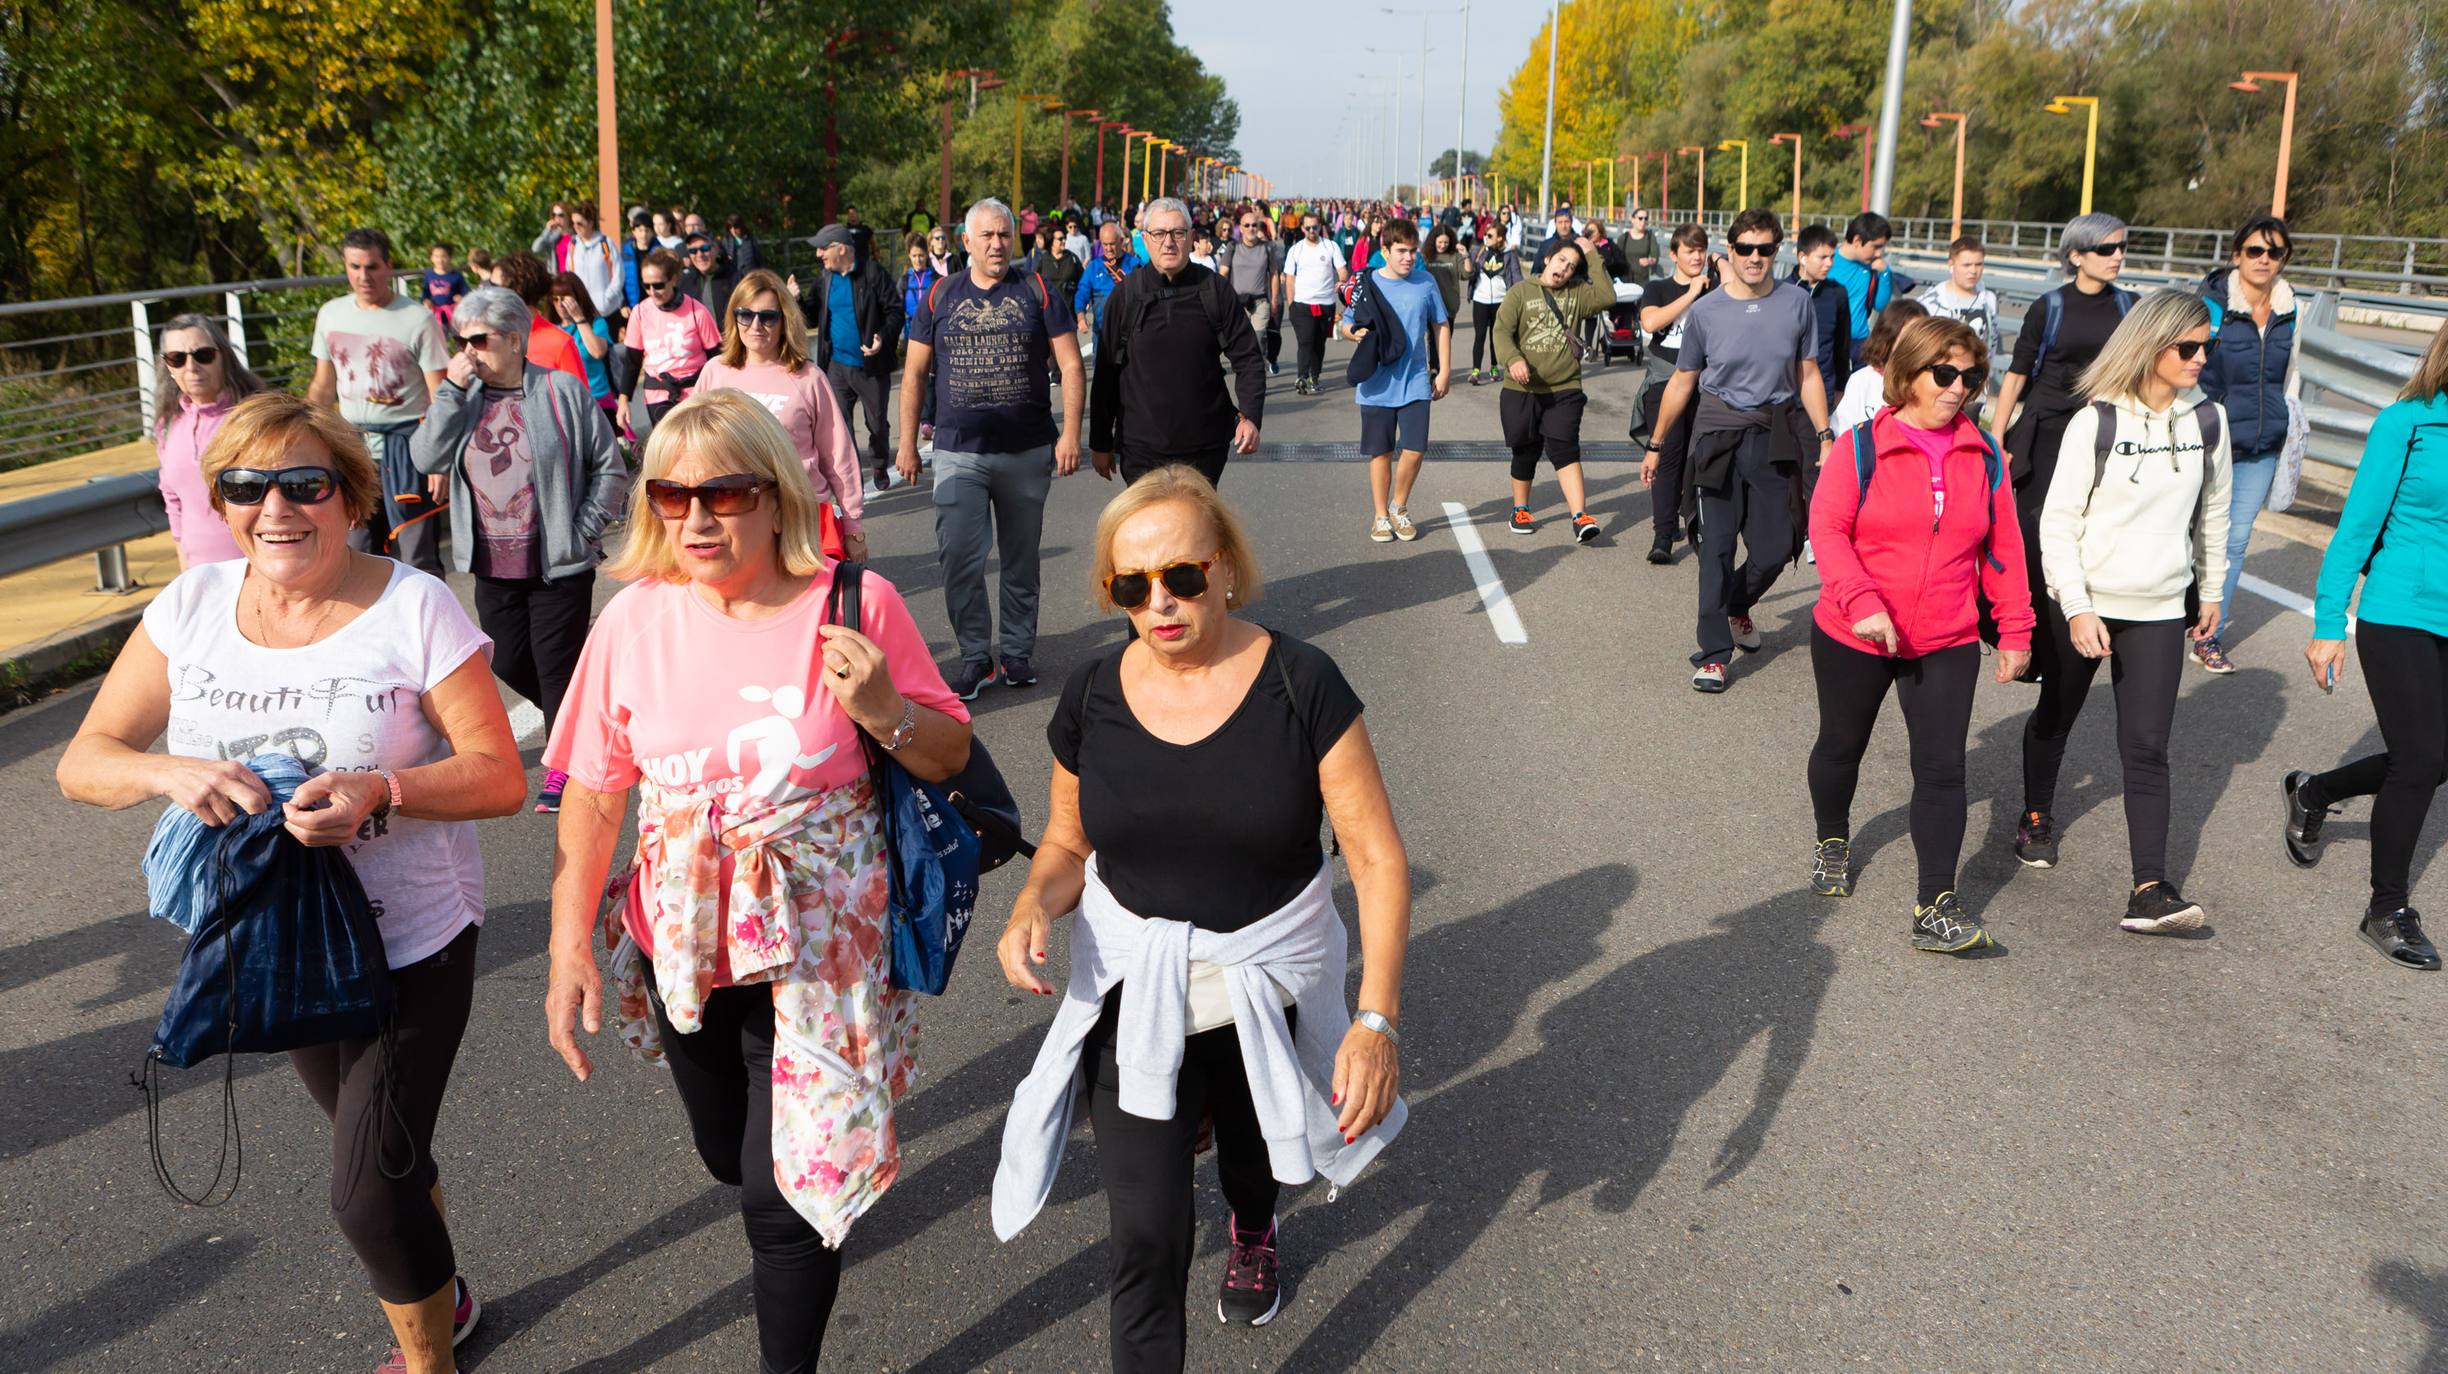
[2360,907,2443,971]
[999,655,1038,689]
[1217,1212,1282,1326]
[948,659,998,701]
[1646,534,1673,565]
[2282,770,2333,868]
[1810,837,1852,897]
[2013,810,2059,869]
[2120,881,2206,935]
[1912,891,1994,953]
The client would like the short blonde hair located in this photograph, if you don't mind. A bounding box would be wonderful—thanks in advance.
[603,390,831,583]
[2079,288,2212,405]
[717,269,812,371]
[199,392,381,523]
[1090,465,1263,612]
[1882,317,1989,410]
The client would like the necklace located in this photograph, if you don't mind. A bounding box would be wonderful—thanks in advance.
[248,565,348,648]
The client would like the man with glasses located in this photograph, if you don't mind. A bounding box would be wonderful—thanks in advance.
[1639,208,1835,693]
[307,226,452,572]
[1074,222,1143,342]
[1088,197,1265,488]
[678,233,736,317]
[1216,208,1287,377]
[800,222,904,492]
[1281,213,1348,394]
[897,197,1087,698]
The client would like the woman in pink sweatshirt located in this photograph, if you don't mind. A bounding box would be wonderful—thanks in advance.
[152,313,267,568]
[1805,315,2035,954]
[695,269,866,561]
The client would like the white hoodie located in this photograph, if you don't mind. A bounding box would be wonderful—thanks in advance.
[2040,394,2233,621]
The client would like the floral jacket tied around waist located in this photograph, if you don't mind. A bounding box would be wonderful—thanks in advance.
[606,777,918,1248]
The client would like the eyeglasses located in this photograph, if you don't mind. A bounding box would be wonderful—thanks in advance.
[734,308,784,329]
[2241,243,2290,262]
[453,332,493,351]
[216,465,340,506]
[2171,338,2220,362]
[1923,363,1990,391]
[644,475,773,519]
[160,347,221,369]
[2084,240,2128,256]
[1104,558,1216,610]
[643,278,673,293]
[1302,224,1321,233]
[1144,227,1190,240]
[1728,240,1779,258]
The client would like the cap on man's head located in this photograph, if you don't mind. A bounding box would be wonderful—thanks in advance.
[813,224,857,251]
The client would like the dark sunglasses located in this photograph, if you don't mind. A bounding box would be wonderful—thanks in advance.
[454,331,493,351]
[2241,243,2290,262]
[1924,363,1989,391]
[643,278,674,292]
[644,475,772,519]
[160,346,221,369]
[216,465,340,506]
[688,246,717,256]
[2171,338,2220,361]
[2084,240,2128,256]
[1104,558,1215,610]
[734,308,784,328]
[1728,240,1779,258]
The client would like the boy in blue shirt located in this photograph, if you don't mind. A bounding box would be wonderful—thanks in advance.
[1823,211,1895,369]
[1339,218,1451,542]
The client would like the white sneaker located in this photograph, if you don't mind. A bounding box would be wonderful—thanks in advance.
[1729,614,1763,652]
[1370,516,1395,543]
[1390,505,1419,541]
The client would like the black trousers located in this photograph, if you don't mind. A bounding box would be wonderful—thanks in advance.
[290,922,477,1305]
[1690,431,1797,665]
[827,361,891,469]
[1808,627,1981,903]
[1641,376,1696,543]
[1289,304,1334,385]
[653,982,843,1374]
[2305,621,2448,913]
[2021,608,2187,885]
[1499,388,1585,481]
[1120,446,1229,488]
[1470,299,1501,369]
[473,570,595,738]
[1087,991,1286,1374]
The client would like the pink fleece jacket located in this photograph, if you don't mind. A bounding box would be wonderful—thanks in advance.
[1810,408,2035,658]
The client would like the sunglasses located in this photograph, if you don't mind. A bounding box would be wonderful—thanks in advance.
[734,308,784,328]
[644,475,772,519]
[2241,243,2290,262]
[643,278,674,292]
[2084,240,2128,256]
[688,246,716,256]
[1728,240,1779,258]
[1104,558,1215,610]
[454,332,493,351]
[2171,338,2220,361]
[1923,363,1990,391]
[160,346,221,369]
[216,465,340,506]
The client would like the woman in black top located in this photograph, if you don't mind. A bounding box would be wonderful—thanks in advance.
[997,466,1412,1372]
[1991,211,2133,683]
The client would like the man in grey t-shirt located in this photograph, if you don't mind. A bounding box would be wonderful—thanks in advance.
[1639,208,1835,691]
[1215,209,1286,376]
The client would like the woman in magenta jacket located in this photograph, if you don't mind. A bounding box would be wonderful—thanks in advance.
[1806,315,2036,954]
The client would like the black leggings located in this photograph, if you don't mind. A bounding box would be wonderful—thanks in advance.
[473,571,594,738]
[653,982,843,1374]
[1807,627,1981,903]
[1289,304,1334,384]
[290,921,477,1305]
[1470,299,1501,369]
[2303,621,2448,913]
[1087,990,1286,1374]
[1640,374,1695,541]
[2021,607,2187,885]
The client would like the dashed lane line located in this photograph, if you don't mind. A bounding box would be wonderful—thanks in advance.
[1441,502,1529,645]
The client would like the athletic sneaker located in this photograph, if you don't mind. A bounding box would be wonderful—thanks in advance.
[2120,882,2206,935]
[1571,512,1600,544]
[2360,907,2443,971]
[375,1275,479,1372]
[1509,506,1537,536]
[2189,636,2237,674]
[2013,810,2059,868]
[1370,516,1395,543]
[1912,891,1994,953]
[2282,770,2332,868]
[1470,369,1493,387]
[1691,662,1728,694]
[873,463,894,492]
[534,769,568,815]
[1217,1213,1283,1326]
[1728,614,1762,652]
[1646,534,1674,565]
[1268,358,1282,377]
[948,659,998,701]
[1390,505,1419,541]
[999,655,1038,689]
[1810,837,1852,897]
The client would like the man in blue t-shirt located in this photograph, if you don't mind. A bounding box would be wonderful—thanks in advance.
[1823,211,1895,369]
[1074,222,1142,339]
[897,197,1086,699]
[1338,218,1451,542]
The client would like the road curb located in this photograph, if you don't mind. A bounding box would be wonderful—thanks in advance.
[2,602,146,684]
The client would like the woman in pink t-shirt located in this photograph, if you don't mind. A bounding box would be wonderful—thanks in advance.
[618,247,723,433]
[1805,315,2034,954]
[151,313,269,568]
[695,268,867,560]
[541,390,971,1363]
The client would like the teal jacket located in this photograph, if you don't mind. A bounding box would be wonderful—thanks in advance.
[2314,390,2448,639]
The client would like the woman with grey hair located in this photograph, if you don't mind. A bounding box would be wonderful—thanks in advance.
[411,284,627,813]
[152,312,268,568]
[1989,211,2135,695]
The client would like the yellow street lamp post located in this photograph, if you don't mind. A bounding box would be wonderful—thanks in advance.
[2043,95,2100,215]
[1920,112,1968,240]
[1716,139,1749,211]
[2229,70,2299,218]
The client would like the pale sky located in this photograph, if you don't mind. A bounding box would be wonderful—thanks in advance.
[1171,1,1517,197]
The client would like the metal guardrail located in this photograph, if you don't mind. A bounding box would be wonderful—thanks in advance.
[0,471,167,592]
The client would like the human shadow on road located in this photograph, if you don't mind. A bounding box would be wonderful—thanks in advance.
[0,1230,262,1367]
[2370,1257,2448,1373]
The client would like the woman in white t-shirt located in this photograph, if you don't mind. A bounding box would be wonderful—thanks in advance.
[57,392,525,1374]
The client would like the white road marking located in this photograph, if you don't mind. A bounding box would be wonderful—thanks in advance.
[508,700,545,745]
[2239,572,2317,621]
[1441,502,1529,645]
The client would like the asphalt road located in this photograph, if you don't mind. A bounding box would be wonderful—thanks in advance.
[4,340,2446,1373]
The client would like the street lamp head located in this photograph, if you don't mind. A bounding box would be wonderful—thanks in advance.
[2043,100,2071,115]
[1920,114,1942,127]
[2229,79,2263,93]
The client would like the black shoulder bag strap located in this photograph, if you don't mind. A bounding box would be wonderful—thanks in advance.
[1539,286,1586,361]
[1269,633,1340,857]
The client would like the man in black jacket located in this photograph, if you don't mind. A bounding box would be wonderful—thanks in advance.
[677,233,737,316]
[801,222,905,489]
[1088,197,1265,487]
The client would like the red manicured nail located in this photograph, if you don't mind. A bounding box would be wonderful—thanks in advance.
[1344,1134,1355,1143]
[1332,1092,1341,1105]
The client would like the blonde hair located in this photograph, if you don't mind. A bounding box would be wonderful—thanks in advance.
[199,392,381,523]
[2079,288,2212,404]
[717,269,812,371]
[1090,465,1264,613]
[1882,317,1989,410]
[603,390,831,583]
[2402,316,2448,404]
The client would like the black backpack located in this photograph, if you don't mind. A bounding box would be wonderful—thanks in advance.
[1104,266,1237,371]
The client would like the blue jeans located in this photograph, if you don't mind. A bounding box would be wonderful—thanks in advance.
[2216,448,2281,640]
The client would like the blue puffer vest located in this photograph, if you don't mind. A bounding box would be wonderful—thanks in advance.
[2195,266,2296,456]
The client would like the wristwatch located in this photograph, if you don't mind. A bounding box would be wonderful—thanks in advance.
[1816,427,1837,441]
[1643,441,1663,454]
[878,699,918,753]
[1353,1009,1399,1044]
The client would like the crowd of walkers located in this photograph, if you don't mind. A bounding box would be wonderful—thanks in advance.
[61,179,2448,1374]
